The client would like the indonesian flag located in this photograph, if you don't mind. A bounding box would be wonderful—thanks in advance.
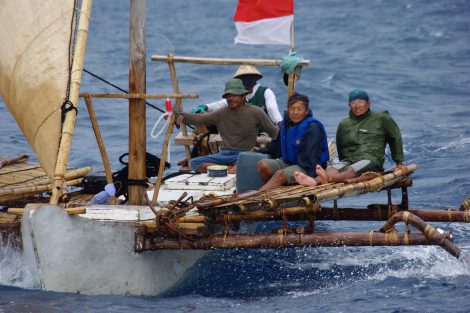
[234,0,294,45]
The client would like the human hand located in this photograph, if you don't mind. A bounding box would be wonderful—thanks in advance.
[172,105,183,115]
[191,105,207,113]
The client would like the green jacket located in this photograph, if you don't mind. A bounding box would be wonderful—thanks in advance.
[336,110,404,169]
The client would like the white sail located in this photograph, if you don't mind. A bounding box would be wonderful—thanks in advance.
[0,0,76,178]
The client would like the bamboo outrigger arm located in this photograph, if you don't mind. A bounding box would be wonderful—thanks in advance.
[51,0,93,205]
[135,230,446,255]
[380,211,461,258]
[136,212,462,259]
[151,55,310,67]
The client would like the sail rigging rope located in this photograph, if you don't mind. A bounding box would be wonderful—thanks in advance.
[150,111,172,163]
[82,68,194,131]
[60,0,79,131]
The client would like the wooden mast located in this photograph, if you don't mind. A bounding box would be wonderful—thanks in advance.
[128,0,147,205]
[51,0,93,204]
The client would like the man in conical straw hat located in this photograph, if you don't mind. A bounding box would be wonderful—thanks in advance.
[191,65,283,127]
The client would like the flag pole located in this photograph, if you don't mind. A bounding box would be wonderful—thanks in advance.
[290,15,295,52]
[287,16,295,97]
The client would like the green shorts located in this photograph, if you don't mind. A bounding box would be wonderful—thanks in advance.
[332,160,381,177]
[262,158,306,184]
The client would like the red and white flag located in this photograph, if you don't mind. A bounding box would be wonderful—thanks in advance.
[234,0,294,45]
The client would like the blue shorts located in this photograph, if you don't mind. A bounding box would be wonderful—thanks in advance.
[189,150,244,171]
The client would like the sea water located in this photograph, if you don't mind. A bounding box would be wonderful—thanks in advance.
[1,0,469,312]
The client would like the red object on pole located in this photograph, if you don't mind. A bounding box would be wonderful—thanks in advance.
[165,97,172,112]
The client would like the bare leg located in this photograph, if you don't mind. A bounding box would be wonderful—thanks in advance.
[294,171,318,187]
[344,172,380,184]
[227,165,237,174]
[257,160,274,183]
[259,171,288,192]
[324,166,356,183]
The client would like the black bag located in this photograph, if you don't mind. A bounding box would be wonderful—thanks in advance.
[112,152,170,200]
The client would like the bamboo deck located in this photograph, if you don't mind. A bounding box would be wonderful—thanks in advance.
[0,156,91,205]
[196,164,417,214]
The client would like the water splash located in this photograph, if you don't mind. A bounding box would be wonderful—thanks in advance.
[0,235,35,289]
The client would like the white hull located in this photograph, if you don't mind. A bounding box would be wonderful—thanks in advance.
[21,205,206,296]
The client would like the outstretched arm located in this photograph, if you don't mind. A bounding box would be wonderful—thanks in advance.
[264,88,283,125]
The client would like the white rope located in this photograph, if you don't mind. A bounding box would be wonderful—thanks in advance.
[150,111,171,139]
[150,98,172,163]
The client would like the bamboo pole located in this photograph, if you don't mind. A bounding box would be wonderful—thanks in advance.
[380,211,461,258]
[167,53,192,164]
[151,113,176,206]
[79,93,198,99]
[0,178,84,199]
[287,72,295,98]
[51,0,93,204]
[83,94,115,204]
[64,167,92,180]
[0,155,29,169]
[151,55,310,67]
[178,206,470,224]
[128,0,147,205]
[141,231,433,251]
[314,165,416,202]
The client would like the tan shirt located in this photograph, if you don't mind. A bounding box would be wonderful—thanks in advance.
[183,104,279,151]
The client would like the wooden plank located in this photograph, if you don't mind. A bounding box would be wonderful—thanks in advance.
[7,207,86,216]
[174,131,195,145]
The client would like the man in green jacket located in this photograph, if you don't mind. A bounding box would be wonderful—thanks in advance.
[295,89,407,186]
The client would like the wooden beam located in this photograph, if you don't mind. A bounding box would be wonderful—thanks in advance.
[167,54,192,165]
[151,55,310,67]
[79,93,198,99]
[128,0,147,205]
[83,94,115,204]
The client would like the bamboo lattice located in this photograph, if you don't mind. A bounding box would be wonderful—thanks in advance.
[0,157,91,202]
[200,164,416,212]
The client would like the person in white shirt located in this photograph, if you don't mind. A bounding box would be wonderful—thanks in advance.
[191,65,283,127]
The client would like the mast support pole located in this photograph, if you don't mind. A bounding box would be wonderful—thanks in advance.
[128,0,147,205]
[51,0,93,204]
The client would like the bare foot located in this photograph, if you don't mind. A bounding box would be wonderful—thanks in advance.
[294,171,318,187]
[315,165,330,184]
[177,159,188,166]
[228,165,237,174]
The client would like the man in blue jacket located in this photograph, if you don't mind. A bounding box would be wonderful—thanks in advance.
[257,93,329,191]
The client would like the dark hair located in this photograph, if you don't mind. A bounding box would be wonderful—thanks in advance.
[288,92,309,108]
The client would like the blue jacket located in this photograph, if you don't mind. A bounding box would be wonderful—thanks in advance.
[268,110,329,177]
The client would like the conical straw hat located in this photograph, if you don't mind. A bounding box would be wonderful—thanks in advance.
[233,65,263,79]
